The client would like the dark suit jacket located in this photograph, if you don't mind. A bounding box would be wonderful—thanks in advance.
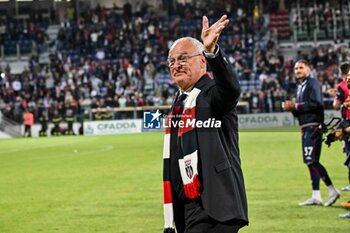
[292,76,324,125]
[172,48,248,227]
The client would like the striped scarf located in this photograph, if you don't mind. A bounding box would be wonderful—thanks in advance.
[163,87,202,232]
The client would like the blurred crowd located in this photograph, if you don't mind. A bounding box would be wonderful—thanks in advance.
[292,0,350,41]
[0,0,349,125]
[243,40,350,113]
[0,8,53,56]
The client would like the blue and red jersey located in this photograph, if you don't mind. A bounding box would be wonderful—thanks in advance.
[336,78,350,119]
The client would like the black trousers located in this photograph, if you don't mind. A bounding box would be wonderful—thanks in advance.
[175,199,241,233]
[24,125,31,137]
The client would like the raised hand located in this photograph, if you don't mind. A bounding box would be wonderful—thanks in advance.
[201,15,229,53]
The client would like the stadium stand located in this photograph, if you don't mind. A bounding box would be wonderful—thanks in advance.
[0,0,349,127]
[269,9,290,40]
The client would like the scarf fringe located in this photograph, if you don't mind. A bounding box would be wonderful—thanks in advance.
[164,228,176,233]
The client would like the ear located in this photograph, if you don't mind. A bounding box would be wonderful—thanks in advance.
[200,56,206,69]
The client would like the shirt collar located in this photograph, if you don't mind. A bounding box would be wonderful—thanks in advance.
[300,77,309,86]
[179,85,193,95]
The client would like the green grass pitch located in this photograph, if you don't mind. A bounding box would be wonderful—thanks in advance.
[0,131,349,232]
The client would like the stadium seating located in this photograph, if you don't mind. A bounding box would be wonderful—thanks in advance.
[0,1,350,124]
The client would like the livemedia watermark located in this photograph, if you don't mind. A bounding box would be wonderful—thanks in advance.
[143,110,222,129]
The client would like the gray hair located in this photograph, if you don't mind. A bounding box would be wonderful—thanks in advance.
[169,37,204,54]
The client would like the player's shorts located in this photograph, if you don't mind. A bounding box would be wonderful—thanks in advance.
[301,125,322,164]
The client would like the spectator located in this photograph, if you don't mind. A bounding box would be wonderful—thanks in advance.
[23,109,34,137]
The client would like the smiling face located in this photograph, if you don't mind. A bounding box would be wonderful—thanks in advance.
[168,39,206,91]
[294,61,311,82]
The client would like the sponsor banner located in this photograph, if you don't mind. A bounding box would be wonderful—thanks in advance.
[239,110,341,128]
[84,119,142,135]
[83,110,342,135]
[238,112,295,128]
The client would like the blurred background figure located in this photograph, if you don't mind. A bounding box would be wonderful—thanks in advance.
[23,109,34,137]
[64,104,75,135]
[39,111,48,137]
[51,111,62,136]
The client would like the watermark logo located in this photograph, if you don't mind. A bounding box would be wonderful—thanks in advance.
[143,110,162,129]
[144,109,222,130]
[163,117,222,129]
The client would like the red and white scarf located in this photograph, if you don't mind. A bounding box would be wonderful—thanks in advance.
[163,87,202,232]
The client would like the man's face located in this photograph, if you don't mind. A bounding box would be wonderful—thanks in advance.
[168,41,205,91]
[346,73,350,89]
[294,62,310,81]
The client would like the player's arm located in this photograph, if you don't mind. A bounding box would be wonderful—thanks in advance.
[333,87,344,110]
[334,99,342,110]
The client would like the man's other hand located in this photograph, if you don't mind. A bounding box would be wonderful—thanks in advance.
[282,100,295,111]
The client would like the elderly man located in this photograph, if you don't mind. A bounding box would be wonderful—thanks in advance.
[162,15,248,233]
